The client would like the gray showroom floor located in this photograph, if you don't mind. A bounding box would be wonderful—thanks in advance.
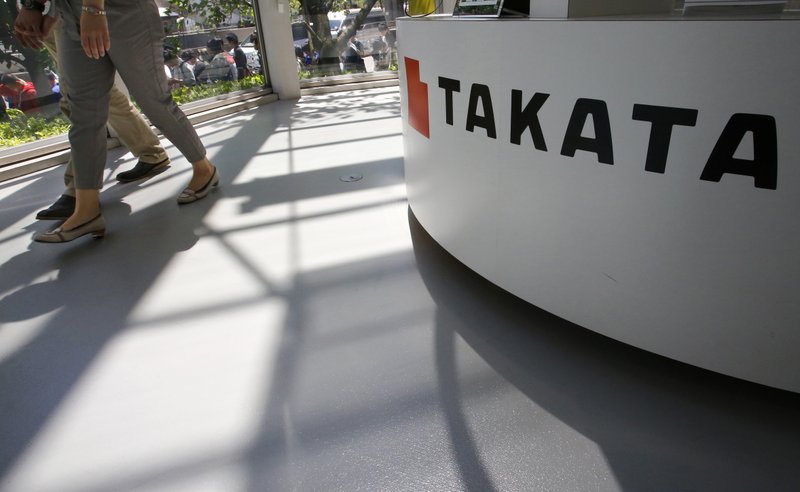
[1,87,799,492]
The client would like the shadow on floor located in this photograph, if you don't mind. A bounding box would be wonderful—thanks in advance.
[0,92,409,487]
[409,208,800,491]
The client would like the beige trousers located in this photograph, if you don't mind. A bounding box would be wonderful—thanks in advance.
[43,24,169,196]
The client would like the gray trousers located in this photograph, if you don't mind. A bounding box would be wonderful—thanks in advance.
[56,0,205,190]
[43,26,170,196]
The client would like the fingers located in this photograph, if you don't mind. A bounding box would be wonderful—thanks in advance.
[81,35,111,59]
[15,34,33,49]
[13,20,44,48]
[81,32,110,59]
[26,35,44,50]
[15,25,40,36]
[82,36,104,59]
[80,17,110,59]
[42,16,58,37]
[13,28,44,49]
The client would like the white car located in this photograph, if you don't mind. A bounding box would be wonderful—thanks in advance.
[328,12,345,37]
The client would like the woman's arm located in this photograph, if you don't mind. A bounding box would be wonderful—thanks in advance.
[80,1,110,59]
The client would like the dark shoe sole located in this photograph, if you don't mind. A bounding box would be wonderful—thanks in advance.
[36,194,76,220]
[36,209,73,220]
[116,160,170,183]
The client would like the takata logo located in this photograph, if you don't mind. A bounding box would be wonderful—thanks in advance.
[405,57,430,139]
[404,57,779,190]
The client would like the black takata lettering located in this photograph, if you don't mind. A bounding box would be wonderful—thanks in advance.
[511,90,549,150]
[632,104,698,174]
[560,98,614,165]
[438,77,460,126]
[466,84,496,139]
[700,114,777,190]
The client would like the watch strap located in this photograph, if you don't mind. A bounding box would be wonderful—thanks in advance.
[17,0,50,13]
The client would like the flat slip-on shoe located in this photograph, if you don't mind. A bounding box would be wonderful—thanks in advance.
[116,158,170,183]
[33,214,106,243]
[177,166,219,204]
[36,194,76,220]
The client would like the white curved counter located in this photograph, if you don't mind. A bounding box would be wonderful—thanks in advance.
[398,14,800,393]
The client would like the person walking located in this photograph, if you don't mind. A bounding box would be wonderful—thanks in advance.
[225,32,248,80]
[33,24,172,220]
[15,0,219,243]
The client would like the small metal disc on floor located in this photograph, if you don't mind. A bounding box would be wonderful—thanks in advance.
[340,173,363,182]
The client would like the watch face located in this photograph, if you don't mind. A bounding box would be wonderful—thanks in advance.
[21,0,46,10]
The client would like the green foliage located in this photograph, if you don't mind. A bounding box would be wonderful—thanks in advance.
[169,74,266,105]
[0,109,71,148]
[164,38,182,54]
[1,75,266,148]
[166,0,254,28]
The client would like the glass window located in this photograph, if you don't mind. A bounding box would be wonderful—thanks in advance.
[1,8,64,149]
[1,0,270,154]
[161,0,270,104]
[291,0,402,83]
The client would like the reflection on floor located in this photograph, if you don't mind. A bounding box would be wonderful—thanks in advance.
[1,87,798,492]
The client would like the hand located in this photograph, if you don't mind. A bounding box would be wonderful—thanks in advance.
[80,12,110,59]
[13,9,45,49]
[42,14,57,37]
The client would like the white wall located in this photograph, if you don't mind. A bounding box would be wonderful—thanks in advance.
[256,0,301,99]
[531,0,569,17]
[399,16,800,393]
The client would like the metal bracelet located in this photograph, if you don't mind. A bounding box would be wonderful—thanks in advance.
[81,5,106,15]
